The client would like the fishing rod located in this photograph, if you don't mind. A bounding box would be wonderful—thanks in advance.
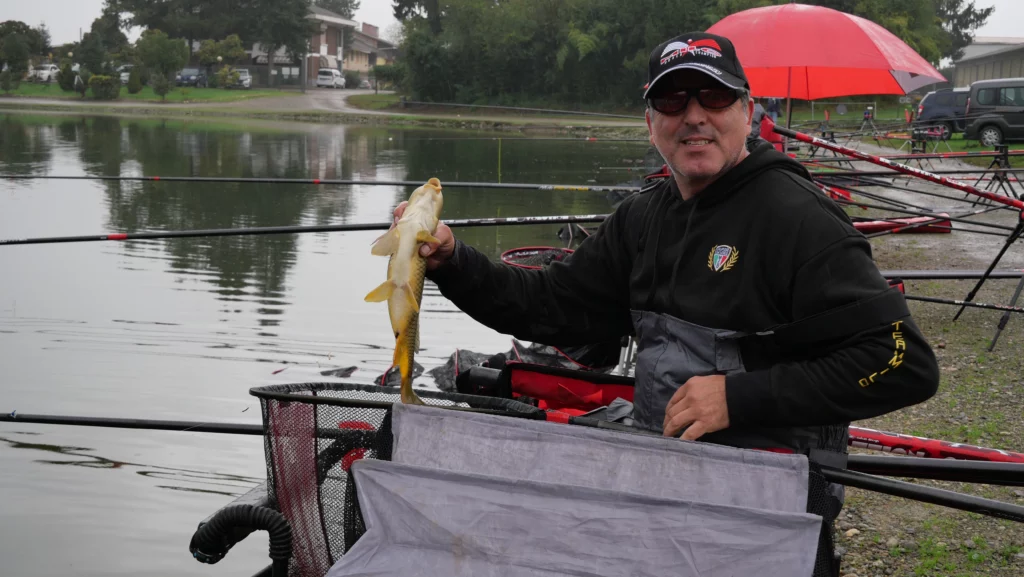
[829,180,955,213]
[778,125,1024,348]
[0,412,263,435]
[799,149,1024,163]
[821,466,1024,523]
[881,269,1023,280]
[816,173,1021,212]
[0,214,610,247]
[829,197,1016,233]
[808,167,1024,178]
[6,411,1024,488]
[903,294,1024,315]
[0,175,642,193]
[862,206,1005,239]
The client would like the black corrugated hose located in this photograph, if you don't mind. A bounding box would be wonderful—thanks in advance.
[189,504,292,577]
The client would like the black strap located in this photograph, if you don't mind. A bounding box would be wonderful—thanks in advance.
[740,288,910,351]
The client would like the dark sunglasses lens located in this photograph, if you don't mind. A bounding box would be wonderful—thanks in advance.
[699,89,739,109]
[650,95,688,114]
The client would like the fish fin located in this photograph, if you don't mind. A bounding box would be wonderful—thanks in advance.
[402,283,420,313]
[370,228,399,256]
[415,326,420,352]
[364,280,395,303]
[394,330,424,405]
[415,230,441,245]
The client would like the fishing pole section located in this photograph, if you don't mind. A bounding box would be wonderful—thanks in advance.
[776,125,1024,350]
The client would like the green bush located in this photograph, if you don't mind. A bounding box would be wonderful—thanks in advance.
[216,66,240,88]
[344,70,361,89]
[139,66,151,86]
[152,74,170,100]
[0,70,14,94]
[126,67,143,94]
[89,75,121,100]
[57,63,76,91]
[372,64,405,89]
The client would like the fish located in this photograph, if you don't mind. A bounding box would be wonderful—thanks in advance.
[364,178,444,405]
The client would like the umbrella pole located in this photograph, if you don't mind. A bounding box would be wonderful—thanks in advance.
[785,67,793,129]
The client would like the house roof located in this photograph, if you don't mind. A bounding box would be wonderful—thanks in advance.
[956,42,1024,64]
[308,5,357,28]
[349,28,395,54]
[956,37,1024,64]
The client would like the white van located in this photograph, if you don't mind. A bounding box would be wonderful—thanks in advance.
[316,68,345,89]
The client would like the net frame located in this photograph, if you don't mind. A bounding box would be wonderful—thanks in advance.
[250,382,544,576]
[500,246,575,269]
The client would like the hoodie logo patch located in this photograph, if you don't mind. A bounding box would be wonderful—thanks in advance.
[708,245,739,272]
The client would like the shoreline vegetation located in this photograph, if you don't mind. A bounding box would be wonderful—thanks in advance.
[0,86,921,136]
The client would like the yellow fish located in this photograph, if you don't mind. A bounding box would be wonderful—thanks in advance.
[364,178,444,405]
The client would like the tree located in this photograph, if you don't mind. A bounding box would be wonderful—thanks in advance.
[315,0,360,19]
[246,0,313,87]
[90,4,129,56]
[393,0,442,34]
[937,0,995,62]
[0,21,47,62]
[79,32,107,74]
[1,34,30,79]
[137,29,189,78]
[34,23,51,57]
[117,0,243,53]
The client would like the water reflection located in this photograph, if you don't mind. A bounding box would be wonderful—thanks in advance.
[0,434,260,498]
[1,114,653,329]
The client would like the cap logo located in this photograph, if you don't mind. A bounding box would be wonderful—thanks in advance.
[660,38,723,66]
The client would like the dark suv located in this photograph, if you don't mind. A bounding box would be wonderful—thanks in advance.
[964,78,1024,146]
[915,88,969,139]
[175,67,208,88]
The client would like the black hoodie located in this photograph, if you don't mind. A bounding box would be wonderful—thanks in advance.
[428,142,940,430]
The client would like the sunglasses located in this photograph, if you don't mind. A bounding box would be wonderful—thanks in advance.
[647,87,742,114]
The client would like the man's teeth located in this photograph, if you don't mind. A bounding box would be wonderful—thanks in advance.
[685,140,711,145]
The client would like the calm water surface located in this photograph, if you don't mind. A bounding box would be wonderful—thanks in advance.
[0,113,652,576]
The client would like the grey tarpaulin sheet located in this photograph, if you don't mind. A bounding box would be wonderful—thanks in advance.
[327,459,822,577]
[390,402,810,513]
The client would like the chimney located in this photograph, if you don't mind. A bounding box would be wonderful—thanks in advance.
[362,23,379,38]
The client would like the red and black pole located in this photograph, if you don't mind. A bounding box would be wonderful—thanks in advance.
[777,125,1024,349]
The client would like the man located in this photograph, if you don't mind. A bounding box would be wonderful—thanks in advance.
[746,98,767,150]
[391,32,939,572]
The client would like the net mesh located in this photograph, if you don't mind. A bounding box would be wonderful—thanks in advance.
[252,382,543,577]
[808,463,843,577]
[500,247,574,269]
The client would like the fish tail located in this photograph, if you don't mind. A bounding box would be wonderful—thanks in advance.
[394,317,424,405]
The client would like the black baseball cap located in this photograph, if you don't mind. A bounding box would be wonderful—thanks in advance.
[643,32,750,99]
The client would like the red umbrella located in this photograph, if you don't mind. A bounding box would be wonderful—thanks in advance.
[706,3,946,100]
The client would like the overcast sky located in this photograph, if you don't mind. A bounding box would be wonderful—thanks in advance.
[5,0,400,46]
[4,0,1021,49]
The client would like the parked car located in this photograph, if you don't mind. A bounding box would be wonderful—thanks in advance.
[358,79,371,89]
[118,64,134,85]
[32,64,60,82]
[914,87,968,139]
[963,77,1024,146]
[175,67,208,88]
[316,68,345,89]
[234,68,252,89]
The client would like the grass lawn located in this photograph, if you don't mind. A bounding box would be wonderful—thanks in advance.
[863,133,1024,167]
[1,81,296,103]
[347,93,400,110]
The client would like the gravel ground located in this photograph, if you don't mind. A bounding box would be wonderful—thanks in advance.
[810,140,1024,577]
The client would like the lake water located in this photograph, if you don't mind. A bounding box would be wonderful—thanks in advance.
[0,112,652,576]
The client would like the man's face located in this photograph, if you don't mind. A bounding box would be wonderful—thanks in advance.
[645,70,754,187]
